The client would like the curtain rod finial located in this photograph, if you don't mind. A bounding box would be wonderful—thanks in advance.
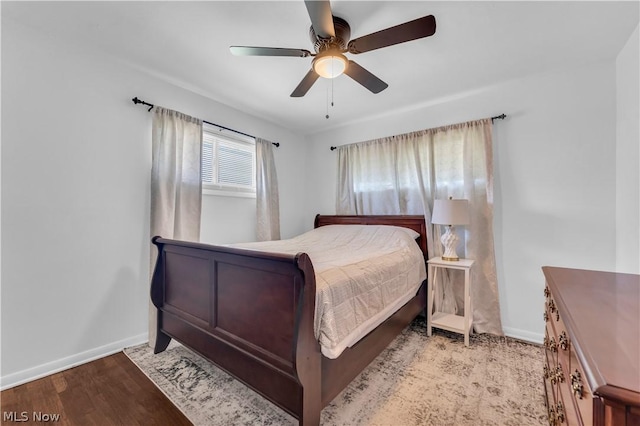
[132,96,154,111]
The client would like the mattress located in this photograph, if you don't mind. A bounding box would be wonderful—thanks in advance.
[231,224,427,358]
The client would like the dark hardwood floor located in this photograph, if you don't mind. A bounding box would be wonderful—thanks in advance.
[1,352,191,425]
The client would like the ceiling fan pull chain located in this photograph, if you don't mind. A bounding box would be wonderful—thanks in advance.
[325,72,335,119]
[326,87,330,119]
[331,73,335,107]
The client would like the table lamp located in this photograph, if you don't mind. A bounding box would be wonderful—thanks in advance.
[431,198,470,261]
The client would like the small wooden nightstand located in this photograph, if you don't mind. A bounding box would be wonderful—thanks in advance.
[426,257,475,346]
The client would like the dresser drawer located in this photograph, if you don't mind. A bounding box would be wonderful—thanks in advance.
[544,286,559,325]
[545,284,584,425]
[567,348,594,426]
[554,317,593,425]
[544,284,593,426]
[544,336,558,403]
[544,323,558,365]
[556,370,582,425]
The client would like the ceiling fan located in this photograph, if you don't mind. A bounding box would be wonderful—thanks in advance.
[230,0,436,97]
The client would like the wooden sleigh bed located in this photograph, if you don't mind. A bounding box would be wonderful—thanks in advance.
[150,214,428,425]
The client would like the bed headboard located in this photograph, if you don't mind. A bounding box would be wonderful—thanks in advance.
[314,214,428,260]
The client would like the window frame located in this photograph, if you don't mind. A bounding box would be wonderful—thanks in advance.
[201,124,256,198]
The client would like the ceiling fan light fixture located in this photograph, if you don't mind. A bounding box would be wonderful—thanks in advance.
[313,52,348,79]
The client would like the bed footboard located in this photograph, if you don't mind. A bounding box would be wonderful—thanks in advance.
[150,237,321,424]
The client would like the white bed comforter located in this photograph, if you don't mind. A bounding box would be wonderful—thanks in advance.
[231,225,427,358]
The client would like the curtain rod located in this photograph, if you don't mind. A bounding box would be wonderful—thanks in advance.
[329,113,507,151]
[131,97,280,147]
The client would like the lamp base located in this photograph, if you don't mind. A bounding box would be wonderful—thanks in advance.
[440,225,460,262]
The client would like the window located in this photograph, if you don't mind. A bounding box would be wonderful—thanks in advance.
[202,124,256,198]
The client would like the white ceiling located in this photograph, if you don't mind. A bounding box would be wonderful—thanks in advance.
[4,1,639,135]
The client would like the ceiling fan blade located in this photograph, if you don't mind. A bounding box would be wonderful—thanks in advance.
[347,15,436,54]
[344,61,388,94]
[304,0,335,39]
[291,69,320,97]
[230,46,311,57]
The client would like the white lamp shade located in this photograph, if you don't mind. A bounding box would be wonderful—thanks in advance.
[431,199,470,225]
[313,53,347,78]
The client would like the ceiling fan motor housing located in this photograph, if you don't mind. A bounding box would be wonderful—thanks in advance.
[310,16,351,52]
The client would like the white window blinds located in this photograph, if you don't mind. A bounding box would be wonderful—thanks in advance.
[202,124,256,197]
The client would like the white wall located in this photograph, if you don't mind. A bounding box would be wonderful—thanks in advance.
[304,61,618,343]
[615,24,640,274]
[0,19,307,388]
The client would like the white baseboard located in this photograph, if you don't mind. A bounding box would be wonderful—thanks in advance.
[503,326,544,345]
[0,333,149,391]
[1,326,542,390]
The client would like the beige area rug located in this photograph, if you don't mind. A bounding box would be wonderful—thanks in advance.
[124,318,547,425]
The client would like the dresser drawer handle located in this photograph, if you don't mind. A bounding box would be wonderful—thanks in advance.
[570,370,584,399]
[548,405,556,425]
[544,336,558,353]
[555,401,565,424]
[547,406,555,425]
[558,331,570,351]
[543,364,551,380]
[547,401,565,425]
[551,364,565,385]
[547,299,560,321]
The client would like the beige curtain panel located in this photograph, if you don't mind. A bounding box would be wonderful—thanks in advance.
[256,138,281,241]
[149,106,203,347]
[336,118,503,336]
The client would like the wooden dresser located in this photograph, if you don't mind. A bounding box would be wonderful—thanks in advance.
[542,267,640,426]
